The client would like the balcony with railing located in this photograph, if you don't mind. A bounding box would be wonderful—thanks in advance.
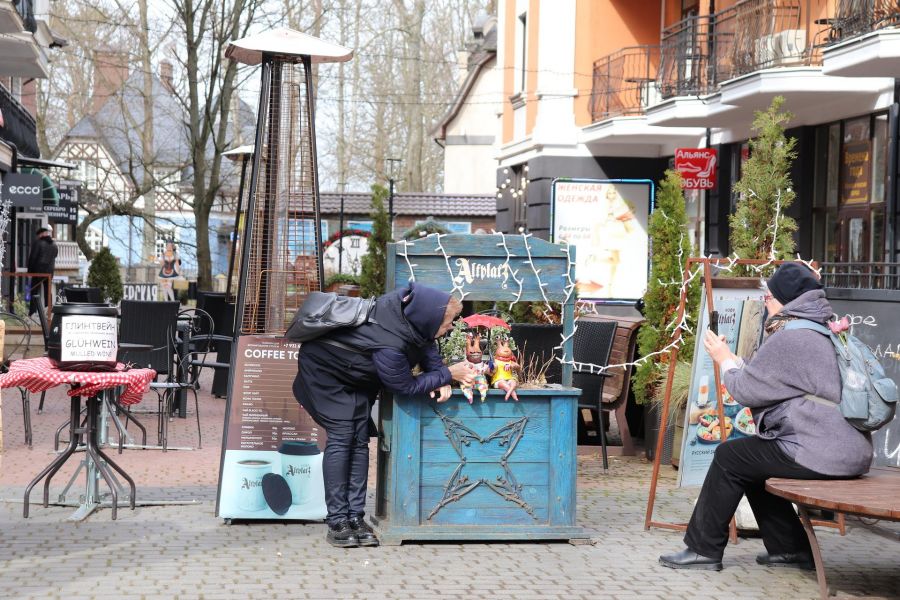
[55,241,81,271]
[658,0,818,101]
[821,262,900,290]
[658,15,713,100]
[713,0,807,82]
[590,46,660,122]
[828,0,900,43]
[0,82,38,157]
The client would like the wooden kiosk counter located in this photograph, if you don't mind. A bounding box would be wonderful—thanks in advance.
[371,233,588,544]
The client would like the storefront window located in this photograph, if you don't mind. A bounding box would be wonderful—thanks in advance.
[871,114,888,204]
[816,114,888,264]
[871,205,884,261]
[826,123,840,208]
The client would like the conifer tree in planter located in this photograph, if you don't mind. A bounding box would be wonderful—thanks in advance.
[633,169,699,407]
[729,96,798,272]
[87,247,124,304]
[359,184,391,298]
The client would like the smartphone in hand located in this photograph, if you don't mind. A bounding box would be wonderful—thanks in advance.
[709,310,719,335]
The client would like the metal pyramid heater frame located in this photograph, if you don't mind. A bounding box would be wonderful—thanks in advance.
[226,29,353,335]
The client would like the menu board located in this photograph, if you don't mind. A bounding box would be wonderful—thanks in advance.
[216,335,327,520]
[828,294,900,467]
[678,286,766,487]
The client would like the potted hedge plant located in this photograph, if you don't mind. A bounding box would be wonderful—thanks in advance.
[632,169,699,462]
[87,247,124,304]
[728,95,798,276]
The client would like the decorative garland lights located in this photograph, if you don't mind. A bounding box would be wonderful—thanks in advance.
[409,206,816,380]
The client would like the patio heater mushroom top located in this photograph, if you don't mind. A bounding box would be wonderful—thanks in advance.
[226,29,353,336]
[225,27,353,64]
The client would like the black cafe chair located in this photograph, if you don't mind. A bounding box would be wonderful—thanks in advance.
[572,319,618,470]
[1,310,34,446]
[151,308,228,450]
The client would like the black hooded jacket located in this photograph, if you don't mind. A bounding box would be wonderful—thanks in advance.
[27,236,57,274]
[320,282,452,395]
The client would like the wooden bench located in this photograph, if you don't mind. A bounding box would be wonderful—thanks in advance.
[766,467,900,600]
[585,314,643,457]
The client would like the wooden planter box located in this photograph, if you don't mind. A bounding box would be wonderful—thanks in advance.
[372,386,589,544]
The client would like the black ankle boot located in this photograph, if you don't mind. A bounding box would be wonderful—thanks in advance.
[348,516,380,547]
[326,520,359,548]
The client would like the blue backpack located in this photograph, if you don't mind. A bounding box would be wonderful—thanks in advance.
[786,319,898,432]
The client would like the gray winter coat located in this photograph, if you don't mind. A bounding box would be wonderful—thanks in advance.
[723,289,872,476]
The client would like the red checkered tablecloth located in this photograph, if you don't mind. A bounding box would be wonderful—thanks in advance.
[0,357,157,406]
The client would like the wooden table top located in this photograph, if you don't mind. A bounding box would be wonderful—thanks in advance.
[766,467,900,520]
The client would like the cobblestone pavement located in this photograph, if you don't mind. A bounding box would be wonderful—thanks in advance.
[1,381,898,600]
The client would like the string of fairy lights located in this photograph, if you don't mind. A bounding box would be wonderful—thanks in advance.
[395,193,812,378]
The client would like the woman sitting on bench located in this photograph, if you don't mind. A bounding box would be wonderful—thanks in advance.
[659,262,872,571]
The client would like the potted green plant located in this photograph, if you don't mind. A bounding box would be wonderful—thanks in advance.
[728,95,798,276]
[324,273,361,295]
[87,247,124,304]
[632,170,698,460]
[360,184,391,298]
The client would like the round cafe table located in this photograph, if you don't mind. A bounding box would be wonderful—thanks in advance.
[0,357,156,520]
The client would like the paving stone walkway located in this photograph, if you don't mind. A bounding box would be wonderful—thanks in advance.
[1,381,898,599]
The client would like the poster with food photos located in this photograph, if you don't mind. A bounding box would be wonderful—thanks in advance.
[678,286,766,487]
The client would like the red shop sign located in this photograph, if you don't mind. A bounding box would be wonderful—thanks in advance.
[674,148,718,190]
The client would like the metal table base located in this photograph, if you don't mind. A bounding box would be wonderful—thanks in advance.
[23,394,136,521]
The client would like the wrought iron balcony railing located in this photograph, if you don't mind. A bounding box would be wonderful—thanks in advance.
[658,0,816,100]
[713,0,806,82]
[14,0,36,34]
[659,14,713,99]
[828,0,900,43]
[820,262,900,290]
[590,46,660,122]
[0,83,38,157]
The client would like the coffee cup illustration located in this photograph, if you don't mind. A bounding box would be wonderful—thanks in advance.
[235,459,271,511]
[279,441,321,505]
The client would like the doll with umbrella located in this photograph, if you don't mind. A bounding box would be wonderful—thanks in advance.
[460,314,520,402]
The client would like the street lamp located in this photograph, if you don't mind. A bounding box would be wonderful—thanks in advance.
[386,157,402,237]
[337,181,347,274]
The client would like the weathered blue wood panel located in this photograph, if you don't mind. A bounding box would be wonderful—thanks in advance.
[425,506,551,525]
[549,394,577,525]
[372,389,588,542]
[392,394,421,526]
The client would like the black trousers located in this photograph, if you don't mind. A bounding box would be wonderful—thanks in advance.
[684,436,835,560]
[303,404,370,527]
[294,342,377,527]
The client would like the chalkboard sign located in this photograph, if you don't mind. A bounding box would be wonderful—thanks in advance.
[827,289,900,468]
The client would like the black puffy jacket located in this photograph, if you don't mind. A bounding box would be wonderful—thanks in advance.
[326,282,452,395]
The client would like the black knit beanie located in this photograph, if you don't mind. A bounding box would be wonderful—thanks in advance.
[766,262,823,305]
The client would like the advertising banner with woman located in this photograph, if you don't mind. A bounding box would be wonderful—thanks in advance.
[551,179,653,301]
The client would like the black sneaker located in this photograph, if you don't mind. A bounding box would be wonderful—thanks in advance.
[348,516,380,547]
[326,520,359,548]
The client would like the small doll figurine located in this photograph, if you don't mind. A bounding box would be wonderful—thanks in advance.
[489,335,520,401]
[460,333,489,404]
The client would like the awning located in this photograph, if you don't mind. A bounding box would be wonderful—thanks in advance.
[19,166,59,205]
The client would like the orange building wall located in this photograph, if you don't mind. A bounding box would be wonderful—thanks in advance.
[525,0,540,137]
[574,0,662,127]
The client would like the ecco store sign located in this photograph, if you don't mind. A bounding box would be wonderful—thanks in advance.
[2,173,43,207]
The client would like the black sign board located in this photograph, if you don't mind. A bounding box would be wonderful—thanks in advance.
[45,198,77,224]
[3,173,43,209]
[827,289,900,468]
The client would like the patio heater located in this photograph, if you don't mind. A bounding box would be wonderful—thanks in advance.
[225,29,352,334]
